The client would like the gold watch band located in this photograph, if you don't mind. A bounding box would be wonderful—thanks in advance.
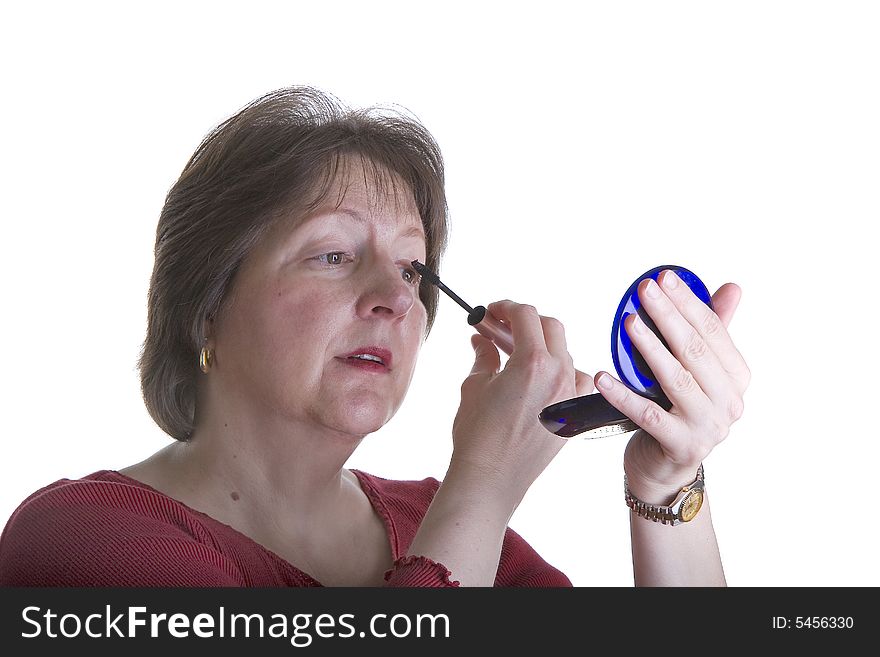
[624,464,705,526]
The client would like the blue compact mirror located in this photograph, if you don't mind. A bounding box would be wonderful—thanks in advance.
[538,265,715,438]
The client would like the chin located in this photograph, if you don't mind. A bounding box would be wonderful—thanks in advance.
[336,415,387,437]
[326,396,396,435]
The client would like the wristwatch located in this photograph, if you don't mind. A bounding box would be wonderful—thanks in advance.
[624,465,705,526]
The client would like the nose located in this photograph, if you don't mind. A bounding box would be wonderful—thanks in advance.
[355,260,417,320]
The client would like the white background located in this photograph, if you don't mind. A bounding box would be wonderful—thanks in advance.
[2,1,878,587]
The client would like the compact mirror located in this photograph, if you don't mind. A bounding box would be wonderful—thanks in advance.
[538,265,714,438]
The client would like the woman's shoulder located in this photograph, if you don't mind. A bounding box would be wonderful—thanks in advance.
[350,468,441,514]
[2,470,210,529]
[351,468,441,495]
[0,471,243,586]
[0,469,216,547]
[3,470,141,517]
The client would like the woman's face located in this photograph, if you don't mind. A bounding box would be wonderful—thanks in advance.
[210,162,429,438]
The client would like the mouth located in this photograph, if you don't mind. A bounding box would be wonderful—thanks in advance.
[339,346,393,372]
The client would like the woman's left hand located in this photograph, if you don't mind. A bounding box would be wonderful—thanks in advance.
[593,269,751,497]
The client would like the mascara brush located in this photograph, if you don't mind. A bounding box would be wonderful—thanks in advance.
[411,260,515,355]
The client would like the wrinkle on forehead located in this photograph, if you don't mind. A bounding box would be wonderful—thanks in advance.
[268,152,424,239]
[329,153,421,227]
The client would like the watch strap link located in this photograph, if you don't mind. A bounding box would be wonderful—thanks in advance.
[624,464,705,526]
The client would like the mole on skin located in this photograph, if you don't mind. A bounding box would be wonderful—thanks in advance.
[230,492,240,501]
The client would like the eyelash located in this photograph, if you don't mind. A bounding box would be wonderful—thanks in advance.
[314,252,422,286]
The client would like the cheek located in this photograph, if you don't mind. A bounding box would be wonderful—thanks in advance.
[269,287,343,352]
[223,282,337,369]
[402,306,428,360]
[414,305,428,338]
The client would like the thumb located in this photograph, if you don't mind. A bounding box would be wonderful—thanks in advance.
[711,283,742,329]
[470,333,501,376]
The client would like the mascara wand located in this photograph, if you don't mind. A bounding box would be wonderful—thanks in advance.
[411,260,515,355]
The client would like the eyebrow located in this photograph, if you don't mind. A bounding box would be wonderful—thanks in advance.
[329,208,426,241]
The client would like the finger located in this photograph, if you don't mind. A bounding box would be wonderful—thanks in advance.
[593,370,689,455]
[540,315,580,398]
[539,315,569,360]
[624,313,709,418]
[635,276,734,404]
[470,333,500,376]
[486,300,548,355]
[710,283,741,329]
[537,316,591,395]
[575,369,594,396]
[658,271,750,384]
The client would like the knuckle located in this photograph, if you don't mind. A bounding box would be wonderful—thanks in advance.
[542,315,563,330]
[710,418,730,444]
[524,351,553,373]
[461,370,486,390]
[552,371,573,396]
[575,369,593,388]
[671,367,697,394]
[639,403,665,429]
[520,304,539,316]
[702,309,724,337]
[487,299,513,313]
[727,396,745,422]
[683,331,709,363]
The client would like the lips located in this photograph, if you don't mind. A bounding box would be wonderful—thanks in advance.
[340,346,393,370]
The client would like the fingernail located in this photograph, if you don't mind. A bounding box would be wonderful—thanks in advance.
[644,279,660,298]
[596,373,613,390]
[630,314,646,334]
[661,270,679,290]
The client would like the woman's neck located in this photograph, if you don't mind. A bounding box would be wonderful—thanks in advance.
[121,416,368,542]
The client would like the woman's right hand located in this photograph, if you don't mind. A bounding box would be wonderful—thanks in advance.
[404,300,593,585]
[449,300,595,509]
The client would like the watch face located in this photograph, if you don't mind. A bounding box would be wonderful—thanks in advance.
[680,490,704,522]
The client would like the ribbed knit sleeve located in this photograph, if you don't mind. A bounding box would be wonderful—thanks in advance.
[379,529,572,587]
[495,526,573,587]
[383,555,461,587]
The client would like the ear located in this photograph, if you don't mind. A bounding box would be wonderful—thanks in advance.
[202,316,216,344]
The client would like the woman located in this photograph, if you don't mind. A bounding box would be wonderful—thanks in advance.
[0,86,749,586]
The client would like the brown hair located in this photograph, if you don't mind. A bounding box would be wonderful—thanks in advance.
[138,86,449,441]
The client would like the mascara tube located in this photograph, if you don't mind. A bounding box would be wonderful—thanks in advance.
[466,305,515,355]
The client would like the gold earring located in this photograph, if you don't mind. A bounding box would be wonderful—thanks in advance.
[199,346,214,373]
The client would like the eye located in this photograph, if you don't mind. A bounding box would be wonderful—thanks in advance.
[315,252,353,266]
[402,264,422,286]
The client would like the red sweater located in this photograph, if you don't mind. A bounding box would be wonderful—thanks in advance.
[0,469,571,587]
